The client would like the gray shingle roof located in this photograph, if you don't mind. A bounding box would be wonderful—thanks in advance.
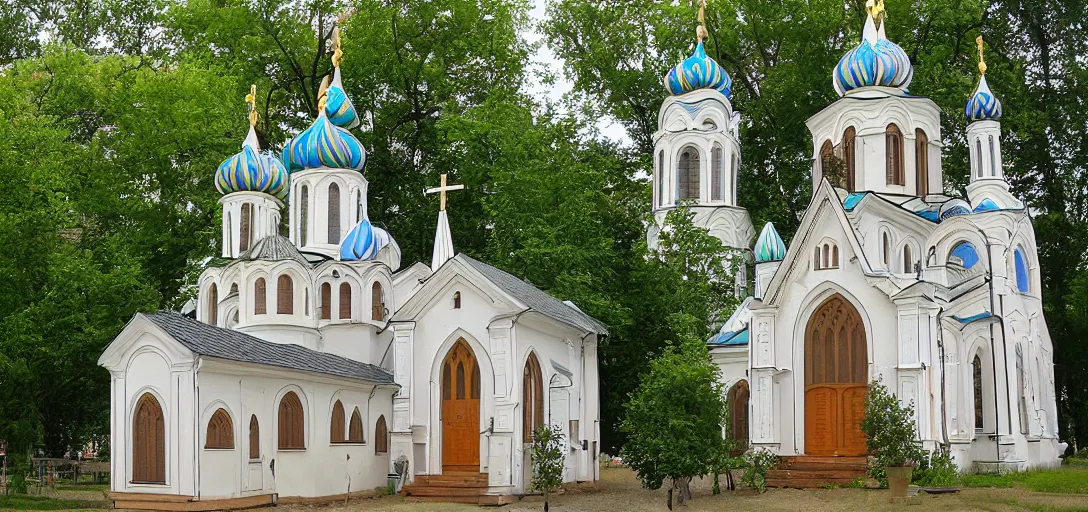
[143,311,394,384]
[240,235,311,266]
[458,255,609,335]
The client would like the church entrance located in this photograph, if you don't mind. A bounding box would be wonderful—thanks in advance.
[441,338,481,472]
[803,294,867,456]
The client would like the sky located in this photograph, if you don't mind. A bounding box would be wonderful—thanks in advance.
[522,0,632,145]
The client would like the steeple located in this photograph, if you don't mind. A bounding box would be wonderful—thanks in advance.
[426,174,464,271]
[966,36,1006,184]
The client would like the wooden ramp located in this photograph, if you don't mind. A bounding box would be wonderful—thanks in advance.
[401,472,516,506]
[765,456,869,489]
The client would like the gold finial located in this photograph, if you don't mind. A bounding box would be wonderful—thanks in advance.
[976,35,987,75]
[245,84,258,127]
[317,75,331,111]
[331,26,344,68]
[696,0,708,42]
[866,0,886,26]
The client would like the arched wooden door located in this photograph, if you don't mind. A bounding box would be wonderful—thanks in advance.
[728,380,749,453]
[804,295,867,456]
[441,339,481,472]
[132,393,166,483]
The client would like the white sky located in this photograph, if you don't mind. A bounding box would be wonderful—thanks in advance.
[523,0,632,145]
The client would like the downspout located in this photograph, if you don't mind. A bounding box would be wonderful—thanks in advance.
[935,308,950,446]
[974,225,1002,460]
[193,357,203,498]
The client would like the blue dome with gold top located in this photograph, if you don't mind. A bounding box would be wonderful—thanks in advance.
[966,75,1002,121]
[833,11,913,96]
[323,67,361,129]
[664,41,732,98]
[215,126,289,199]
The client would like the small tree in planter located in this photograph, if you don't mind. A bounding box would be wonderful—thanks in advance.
[530,424,565,511]
[860,380,923,497]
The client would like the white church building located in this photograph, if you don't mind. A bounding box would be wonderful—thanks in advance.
[98,29,604,510]
[653,4,1064,474]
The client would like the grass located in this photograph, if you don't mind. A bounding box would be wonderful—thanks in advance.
[960,464,1088,494]
[0,495,107,511]
[51,484,109,492]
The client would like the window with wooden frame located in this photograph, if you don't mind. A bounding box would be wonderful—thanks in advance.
[973,354,984,431]
[328,183,341,244]
[371,282,385,321]
[903,245,914,274]
[711,143,724,201]
[339,283,352,320]
[248,415,260,460]
[886,123,904,185]
[240,203,253,252]
[453,291,461,309]
[676,146,700,200]
[915,129,929,196]
[843,127,857,192]
[330,400,346,443]
[132,393,166,484]
[277,391,305,449]
[374,415,388,454]
[207,283,218,325]
[299,185,309,245]
[813,242,840,270]
[205,408,234,449]
[348,408,364,443]
[522,353,545,443]
[882,231,891,268]
[277,275,294,315]
[254,278,267,315]
[320,283,331,320]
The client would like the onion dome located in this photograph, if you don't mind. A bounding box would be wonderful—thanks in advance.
[939,199,971,221]
[973,197,1000,212]
[324,67,360,129]
[966,37,1002,121]
[215,88,290,199]
[754,222,786,263]
[832,6,913,96]
[340,219,393,261]
[664,41,732,98]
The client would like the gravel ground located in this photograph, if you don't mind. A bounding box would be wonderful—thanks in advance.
[273,467,1088,512]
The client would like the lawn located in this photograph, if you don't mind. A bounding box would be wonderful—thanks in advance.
[961,461,1088,494]
[0,495,107,511]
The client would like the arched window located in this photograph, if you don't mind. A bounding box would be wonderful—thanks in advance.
[132,393,165,484]
[676,146,700,200]
[453,291,461,309]
[815,242,839,270]
[523,352,545,442]
[225,212,232,253]
[1016,346,1029,434]
[277,275,294,315]
[711,144,724,201]
[657,150,665,206]
[348,407,364,443]
[832,245,839,268]
[949,241,980,269]
[328,183,341,244]
[371,282,385,321]
[843,127,857,192]
[903,245,914,273]
[972,354,984,431]
[916,129,929,196]
[240,203,253,252]
[248,415,260,460]
[814,247,822,270]
[320,283,331,320]
[205,408,234,449]
[330,400,346,443]
[727,380,749,449]
[230,283,238,294]
[374,415,389,454]
[339,283,352,320]
[886,124,903,185]
[277,391,305,449]
[733,155,741,203]
[882,232,891,268]
[299,185,309,245]
[254,278,267,315]
[975,139,984,178]
[989,135,998,176]
[1014,247,1030,293]
[207,283,218,325]
[821,140,844,187]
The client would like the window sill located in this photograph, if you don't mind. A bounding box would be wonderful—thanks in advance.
[129,481,168,487]
[278,448,307,452]
[375,451,389,456]
[203,447,235,451]
[331,442,367,446]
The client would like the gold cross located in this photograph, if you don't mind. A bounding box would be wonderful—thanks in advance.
[245,84,258,127]
[976,35,987,75]
[425,174,465,211]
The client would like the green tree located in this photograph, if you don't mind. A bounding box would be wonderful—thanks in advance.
[621,337,729,507]
[529,424,565,511]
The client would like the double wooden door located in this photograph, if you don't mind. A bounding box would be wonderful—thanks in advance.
[441,339,481,471]
[804,295,867,456]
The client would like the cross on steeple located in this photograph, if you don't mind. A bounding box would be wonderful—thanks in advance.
[425,174,464,211]
[696,0,708,42]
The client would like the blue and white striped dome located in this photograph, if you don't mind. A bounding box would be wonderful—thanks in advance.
[324,67,360,129]
[755,222,786,263]
[833,15,913,96]
[966,75,1002,121]
[664,41,732,99]
[215,126,289,199]
[939,199,972,221]
[282,111,366,173]
[340,219,392,261]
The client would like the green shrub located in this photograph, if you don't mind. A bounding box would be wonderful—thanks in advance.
[860,380,923,487]
[914,446,960,487]
[530,423,566,506]
[741,448,778,493]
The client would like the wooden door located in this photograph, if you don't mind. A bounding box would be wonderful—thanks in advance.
[441,339,480,471]
[132,393,166,484]
[804,295,867,456]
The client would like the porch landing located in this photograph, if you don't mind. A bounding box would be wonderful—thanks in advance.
[765,456,869,489]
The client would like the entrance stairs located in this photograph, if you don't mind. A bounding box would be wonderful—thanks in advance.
[401,472,514,506]
[765,456,869,489]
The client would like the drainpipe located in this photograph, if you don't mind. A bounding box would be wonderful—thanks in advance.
[972,224,1002,461]
[935,307,950,446]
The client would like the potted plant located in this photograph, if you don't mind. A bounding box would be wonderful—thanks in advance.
[860,380,923,498]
